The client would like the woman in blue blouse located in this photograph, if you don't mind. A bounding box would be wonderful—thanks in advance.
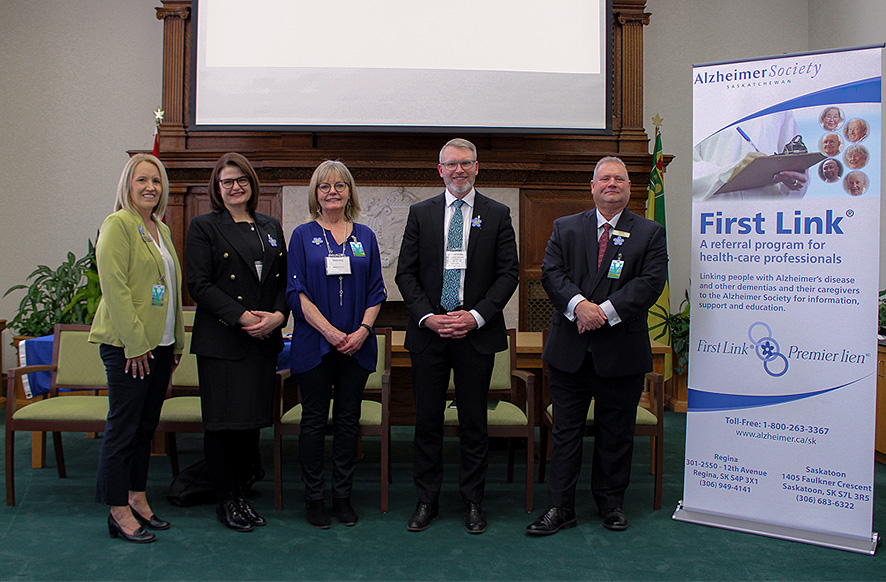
[287,160,386,528]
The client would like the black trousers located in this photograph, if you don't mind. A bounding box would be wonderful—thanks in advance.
[410,336,494,505]
[296,351,370,501]
[204,428,261,503]
[547,354,644,511]
[95,344,174,506]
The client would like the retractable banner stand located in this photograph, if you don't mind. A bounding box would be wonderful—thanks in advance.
[675,46,882,554]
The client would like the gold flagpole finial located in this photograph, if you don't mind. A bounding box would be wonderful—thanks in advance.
[153,107,165,127]
[652,114,664,129]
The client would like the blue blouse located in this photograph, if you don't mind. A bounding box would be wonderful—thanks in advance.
[287,221,386,374]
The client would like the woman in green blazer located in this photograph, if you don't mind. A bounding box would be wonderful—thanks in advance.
[88,154,184,544]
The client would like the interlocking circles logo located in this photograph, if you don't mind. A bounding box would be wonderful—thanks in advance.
[748,322,788,377]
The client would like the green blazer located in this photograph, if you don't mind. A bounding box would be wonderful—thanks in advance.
[88,209,185,358]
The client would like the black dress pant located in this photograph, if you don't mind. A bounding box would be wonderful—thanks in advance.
[410,336,494,505]
[95,344,174,506]
[204,428,261,502]
[296,351,370,501]
[547,354,644,511]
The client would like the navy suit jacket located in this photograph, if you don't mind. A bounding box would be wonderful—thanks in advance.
[395,190,519,355]
[541,208,667,376]
[185,210,289,360]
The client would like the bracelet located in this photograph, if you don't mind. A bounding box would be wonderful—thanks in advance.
[359,323,374,334]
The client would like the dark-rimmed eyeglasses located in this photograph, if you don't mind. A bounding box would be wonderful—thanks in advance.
[318,182,349,193]
[219,176,250,189]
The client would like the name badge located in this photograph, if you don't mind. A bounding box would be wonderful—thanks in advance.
[326,256,352,275]
[350,241,365,257]
[607,256,624,279]
[445,250,467,270]
[152,284,166,306]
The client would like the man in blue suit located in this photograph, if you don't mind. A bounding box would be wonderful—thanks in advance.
[396,138,519,534]
[527,156,667,535]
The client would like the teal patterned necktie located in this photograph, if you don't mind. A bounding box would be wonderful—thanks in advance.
[440,199,465,311]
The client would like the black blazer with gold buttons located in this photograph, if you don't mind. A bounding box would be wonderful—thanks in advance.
[185,210,289,360]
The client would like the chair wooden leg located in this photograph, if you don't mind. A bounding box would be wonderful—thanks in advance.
[387,428,392,484]
[52,432,66,478]
[5,427,14,506]
[653,433,664,510]
[273,429,283,511]
[31,431,46,469]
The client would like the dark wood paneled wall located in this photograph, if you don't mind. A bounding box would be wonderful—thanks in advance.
[151,0,659,326]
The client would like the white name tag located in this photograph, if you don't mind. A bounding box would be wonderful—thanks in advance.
[325,256,352,275]
[445,250,467,270]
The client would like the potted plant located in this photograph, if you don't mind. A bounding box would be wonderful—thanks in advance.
[4,237,100,338]
[879,288,885,337]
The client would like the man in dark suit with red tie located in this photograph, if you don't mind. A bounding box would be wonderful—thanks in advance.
[527,156,667,535]
[396,138,519,534]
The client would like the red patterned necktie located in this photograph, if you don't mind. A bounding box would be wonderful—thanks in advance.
[597,222,611,268]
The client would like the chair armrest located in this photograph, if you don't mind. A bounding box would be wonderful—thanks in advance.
[273,369,291,419]
[380,368,391,425]
[6,364,58,416]
[511,369,536,420]
[644,372,665,418]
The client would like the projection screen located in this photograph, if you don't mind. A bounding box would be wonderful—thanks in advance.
[192,0,611,132]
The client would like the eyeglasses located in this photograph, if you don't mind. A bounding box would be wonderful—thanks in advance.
[318,182,349,193]
[219,176,250,189]
[440,160,476,171]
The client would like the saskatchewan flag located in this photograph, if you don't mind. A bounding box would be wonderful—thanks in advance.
[646,126,672,380]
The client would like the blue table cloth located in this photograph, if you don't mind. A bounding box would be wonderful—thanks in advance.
[17,334,53,398]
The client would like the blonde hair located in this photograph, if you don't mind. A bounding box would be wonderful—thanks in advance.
[114,154,169,220]
[307,160,361,221]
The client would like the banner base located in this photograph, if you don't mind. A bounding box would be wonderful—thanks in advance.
[673,501,879,555]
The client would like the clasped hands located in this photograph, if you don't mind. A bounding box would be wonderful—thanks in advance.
[240,310,285,341]
[574,300,607,333]
[425,310,477,339]
[323,324,371,356]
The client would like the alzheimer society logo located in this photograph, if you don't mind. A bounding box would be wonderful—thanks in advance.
[749,322,788,377]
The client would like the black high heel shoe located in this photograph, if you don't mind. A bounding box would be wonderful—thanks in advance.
[130,505,171,530]
[108,513,156,543]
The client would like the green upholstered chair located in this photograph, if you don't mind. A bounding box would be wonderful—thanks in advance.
[273,328,392,512]
[155,326,203,476]
[442,328,536,512]
[181,305,196,328]
[5,324,109,506]
[537,347,665,510]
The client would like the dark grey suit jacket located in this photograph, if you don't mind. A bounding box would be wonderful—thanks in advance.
[395,190,519,355]
[541,208,667,376]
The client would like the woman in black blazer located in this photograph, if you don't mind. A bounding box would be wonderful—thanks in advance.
[185,153,289,532]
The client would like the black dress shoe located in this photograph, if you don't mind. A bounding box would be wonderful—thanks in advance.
[236,497,267,527]
[464,501,487,534]
[526,506,577,536]
[332,497,358,526]
[306,499,331,529]
[407,501,439,532]
[129,505,171,530]
[599,507,628,531]
[108,513,156,543]
[216,500,253,532]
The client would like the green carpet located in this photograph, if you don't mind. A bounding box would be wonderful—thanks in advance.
[1,411,883,581]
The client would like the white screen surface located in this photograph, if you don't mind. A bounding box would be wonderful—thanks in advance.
[194,0,610,131]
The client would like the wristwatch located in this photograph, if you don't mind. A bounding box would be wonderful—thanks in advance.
[359,323,373,333]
